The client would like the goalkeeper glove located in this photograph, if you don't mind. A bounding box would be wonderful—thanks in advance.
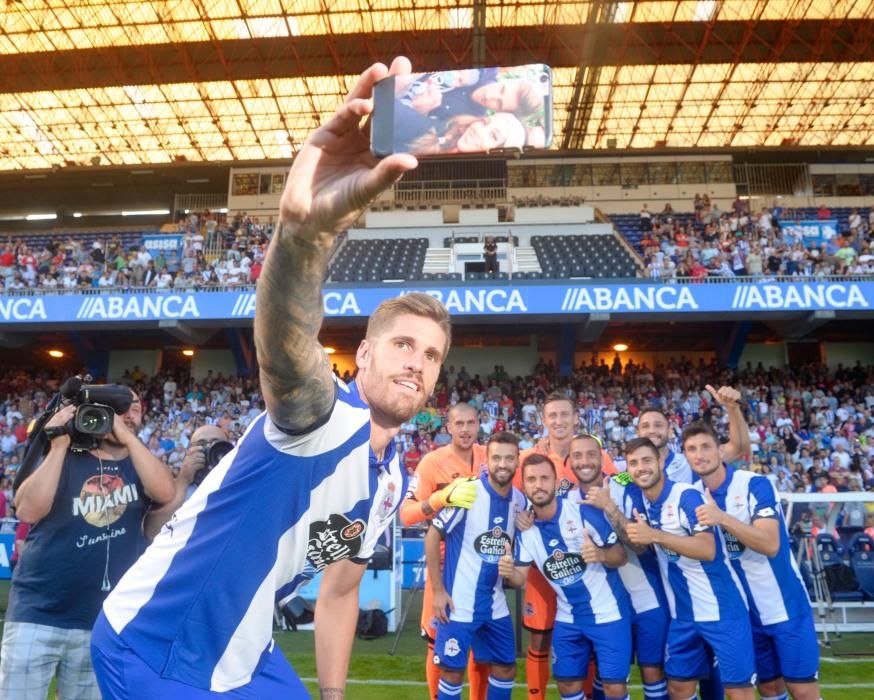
[428,476,478,511]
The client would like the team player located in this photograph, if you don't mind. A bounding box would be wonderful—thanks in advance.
[574,436,671,700]
[426,432,526,699]
[636,384,749,485]
[400,402,490,699]
[515,393,616,698]
[636,385,749,700]
[624,437,757,700]
[501,453,631,700]
[91,57,444,700]
[686,421,821,700]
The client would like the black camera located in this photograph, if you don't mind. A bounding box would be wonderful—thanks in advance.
[192,439,234,486]
[53,378,135,451]
[14,376,134,492]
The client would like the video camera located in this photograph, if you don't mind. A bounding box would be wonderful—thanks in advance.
[48,376,134,451]
[14,375,135,493]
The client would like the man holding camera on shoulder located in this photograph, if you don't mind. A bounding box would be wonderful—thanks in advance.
[0,387,174,700]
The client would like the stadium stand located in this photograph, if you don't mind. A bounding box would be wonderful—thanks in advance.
[531,233,640,278]
[610,203,873,280]
[328,237,428,282]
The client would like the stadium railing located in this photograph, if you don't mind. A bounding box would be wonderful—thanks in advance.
[2,274,873,297]
[782,492,874,633]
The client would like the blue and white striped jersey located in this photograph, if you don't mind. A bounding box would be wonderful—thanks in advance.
[643,479,748,623]
[515,499,629,625]
[432,475,527,623]
[664,449,694,485]
[695,466,810,626]
[607,479,668,616]
[101,378,406,692]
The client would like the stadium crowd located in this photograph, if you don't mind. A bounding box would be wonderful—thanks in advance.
[0,211,272,293]
[1,199,872,292]
[0,355,872,520]
[637,199,874,280]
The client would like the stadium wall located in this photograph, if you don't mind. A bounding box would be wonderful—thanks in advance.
[191,350,238,381]
[107,350,161,382]
[446,343,540,379]
[573,350,717,369]
[739,342,787,369]
[824,342,874,369]
[350,222,611,245]
[324,343,540,381]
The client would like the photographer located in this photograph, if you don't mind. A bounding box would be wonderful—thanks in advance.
[144,424,232,540]
[0,389,173,700]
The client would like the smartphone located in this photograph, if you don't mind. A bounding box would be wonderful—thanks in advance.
[371,64,553,158]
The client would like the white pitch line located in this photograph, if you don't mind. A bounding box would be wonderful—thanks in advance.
[299,679,874,689]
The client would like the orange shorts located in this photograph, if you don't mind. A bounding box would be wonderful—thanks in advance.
[420,577,439,641]
[522,567,557,633]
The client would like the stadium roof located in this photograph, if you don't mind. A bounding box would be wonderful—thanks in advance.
[1,1,873,170]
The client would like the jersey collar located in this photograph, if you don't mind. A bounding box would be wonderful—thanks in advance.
[369,435,396,470]
[648,477,675,508]
[710,465,735,498]
[480,472,512,501]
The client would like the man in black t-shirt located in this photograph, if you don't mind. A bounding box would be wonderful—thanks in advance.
[0,391,173,700]
[483,235,499,274]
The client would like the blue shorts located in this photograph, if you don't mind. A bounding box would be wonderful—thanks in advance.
[665,616,756,688]
[551,618,631,684]
[91,612,309,699]
[433,616,516,671]
[632,606,669,668]
[753,610,820,684]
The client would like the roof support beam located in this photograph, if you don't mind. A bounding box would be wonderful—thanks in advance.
[2,20,873,94]
[472,0,487,67]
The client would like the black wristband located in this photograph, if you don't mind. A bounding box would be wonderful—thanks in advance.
[44,425,70,441]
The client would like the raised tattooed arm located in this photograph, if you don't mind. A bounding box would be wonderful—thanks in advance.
[255,227,336,432]
[254,57,418,432]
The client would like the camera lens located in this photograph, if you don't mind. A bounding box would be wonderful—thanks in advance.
[75,406,113,435]
[206,440,234,467]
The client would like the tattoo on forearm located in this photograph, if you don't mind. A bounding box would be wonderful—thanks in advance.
[255,223,335,431]
[421,501,435,516]
[605,508,628,541]
[605,508,643,551]
[320,688,344,699]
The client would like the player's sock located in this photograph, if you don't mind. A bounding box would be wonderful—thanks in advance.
[604,695,630,700]
[437,678,464,699]
[592,676,605,700]
[486,675,514,700]
[426,645,441,700]
[560,692,584,700]
[468,659,490,700]
[642,679,670,700]
[526,647,550,697]
[760,694,789,700]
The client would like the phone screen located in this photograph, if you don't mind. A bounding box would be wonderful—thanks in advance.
[371,64,553,158]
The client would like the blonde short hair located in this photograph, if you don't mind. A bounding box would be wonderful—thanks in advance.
[366,292,452,358]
